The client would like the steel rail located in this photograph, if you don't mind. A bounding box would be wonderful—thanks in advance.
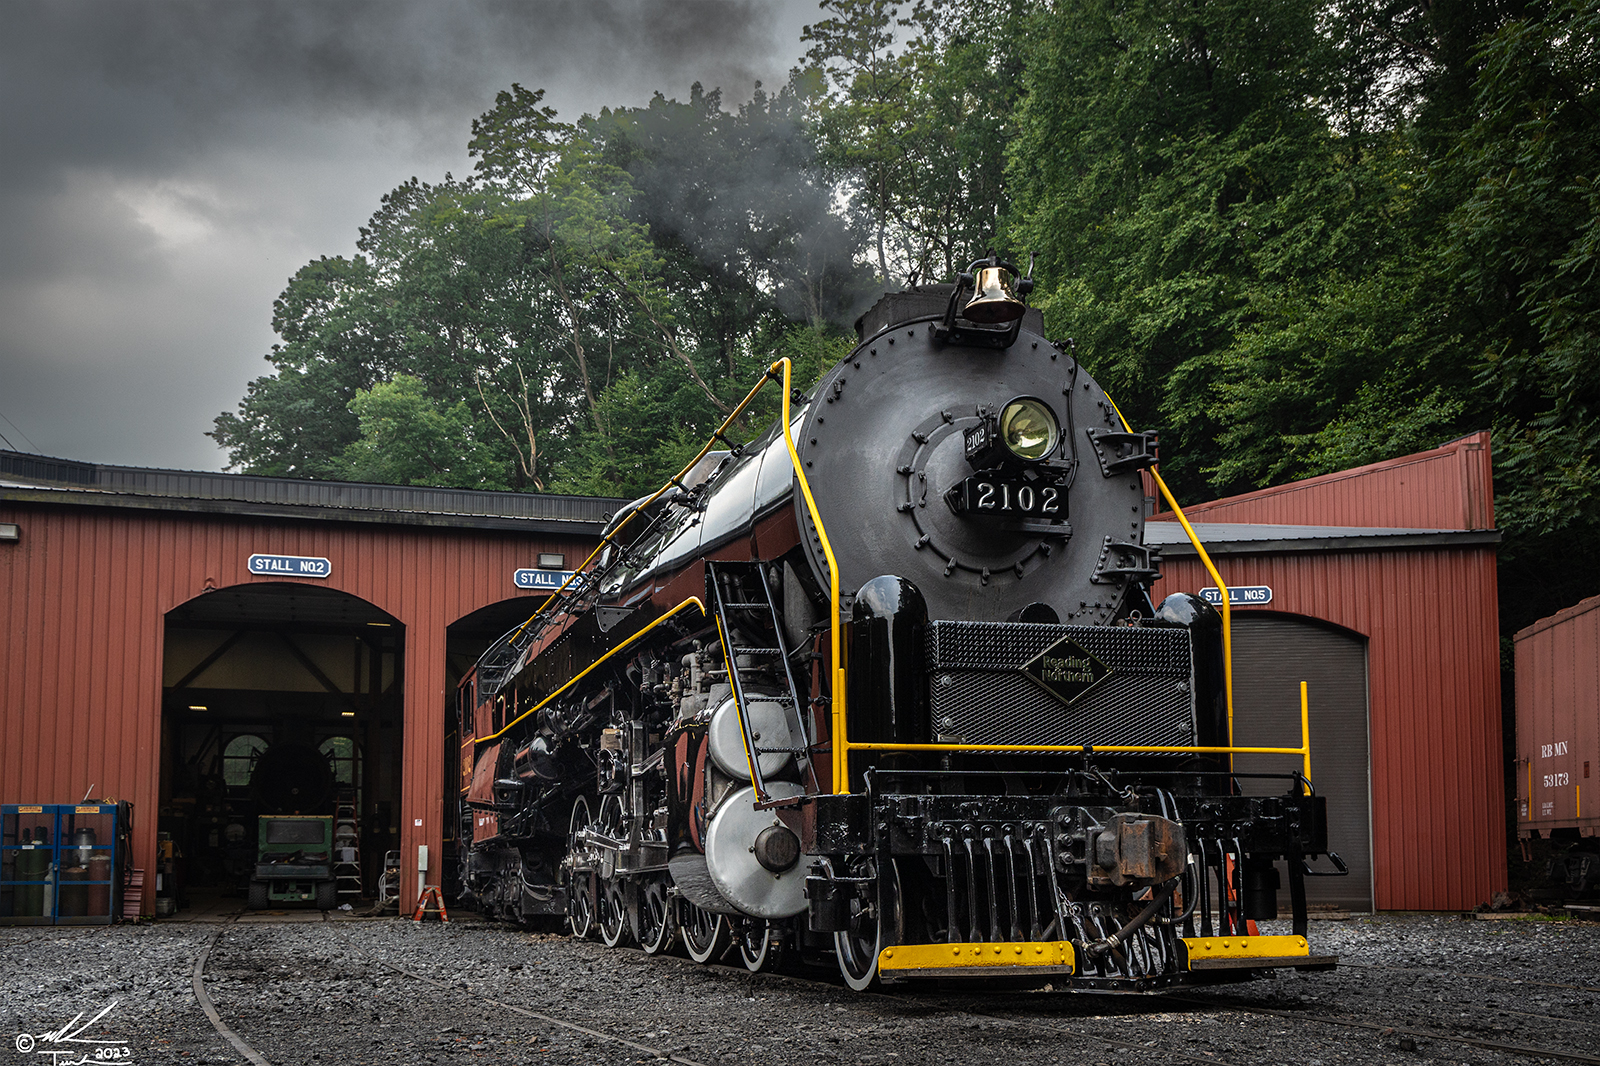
[190,928,275,1066]
[667,947,1600,1066]
[200,924,711,1066]
[377,959,709,1066]
[647,951,1221,1066]
[1338,959,1600,995]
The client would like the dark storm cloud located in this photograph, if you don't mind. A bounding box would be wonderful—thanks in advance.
[1,1,779,180]
[0,0,813,469]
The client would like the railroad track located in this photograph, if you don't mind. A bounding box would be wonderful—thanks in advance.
[1340,959,1600,996]
[187,924,1600,1066]
[189,921,710,1066]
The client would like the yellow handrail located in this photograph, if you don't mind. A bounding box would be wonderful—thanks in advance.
[499,365,786,648]
[476,355,848,794]
[1101,394,1235,751]
[477,596,706,744]
[845,742,1306,756]
[773,359,848,794]
[712,610,764,796]
[838,682,1313,776]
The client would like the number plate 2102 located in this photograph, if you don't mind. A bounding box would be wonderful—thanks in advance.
[948,475,1066,519]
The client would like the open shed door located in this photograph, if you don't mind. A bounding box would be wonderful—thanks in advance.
[1230,614,1373,912]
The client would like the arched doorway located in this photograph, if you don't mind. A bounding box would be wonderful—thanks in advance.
[1230,612,1373,911]
[159,583,403,906]
[441,594,550,897]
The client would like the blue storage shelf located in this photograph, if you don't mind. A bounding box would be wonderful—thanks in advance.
[1,803,130,925]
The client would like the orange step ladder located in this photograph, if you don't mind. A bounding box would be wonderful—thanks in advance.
[412,885,449,922]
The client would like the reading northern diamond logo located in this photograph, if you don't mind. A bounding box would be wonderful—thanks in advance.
[1020,634,1112,706]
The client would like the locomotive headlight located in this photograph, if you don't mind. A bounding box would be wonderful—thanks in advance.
[962,395,1061,470]
[999,397,1059,462]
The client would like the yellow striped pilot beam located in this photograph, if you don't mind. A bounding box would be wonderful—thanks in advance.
[1179,934,1334,971]
[875,936,1333,979]
[877,941,1077,979]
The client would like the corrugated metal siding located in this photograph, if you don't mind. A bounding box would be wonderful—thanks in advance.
[1151,431,1494,530]
[1514,594,1600,835]
[1153,545,1505,910]
[0,501,597,911]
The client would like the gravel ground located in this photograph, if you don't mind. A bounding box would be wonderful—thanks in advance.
[2,914,1597,1066]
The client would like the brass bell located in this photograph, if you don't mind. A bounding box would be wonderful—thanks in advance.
[961,265,1026,324]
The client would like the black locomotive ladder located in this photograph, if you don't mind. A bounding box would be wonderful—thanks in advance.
[706,560,820,801]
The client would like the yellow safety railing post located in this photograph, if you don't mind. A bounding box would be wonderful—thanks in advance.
[1300,681,1312,794]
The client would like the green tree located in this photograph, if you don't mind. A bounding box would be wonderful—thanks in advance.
[213,80,867,494]
[1447,0,1600,540]
[334,374,509,488]
[208,255,395,478]
[802,0,1028,284]
[1007,0,1359,496]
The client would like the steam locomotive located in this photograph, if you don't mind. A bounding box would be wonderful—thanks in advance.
[457,260,1340,990]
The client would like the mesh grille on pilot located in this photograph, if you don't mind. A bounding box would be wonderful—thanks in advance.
[926,621,1194,747]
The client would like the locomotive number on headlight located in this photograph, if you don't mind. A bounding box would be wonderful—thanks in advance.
[948,475,1067,518]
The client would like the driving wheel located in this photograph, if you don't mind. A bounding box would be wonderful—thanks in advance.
[680,899,731,964]
[595,795,630,948]
[565,796,595,939]
[637,875,677,955]
[738,918,785,973]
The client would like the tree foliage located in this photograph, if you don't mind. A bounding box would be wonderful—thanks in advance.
[211,0,1600,630]
[212,80,866,496]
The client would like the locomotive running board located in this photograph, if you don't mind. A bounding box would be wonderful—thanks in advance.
[877,940,1076,980]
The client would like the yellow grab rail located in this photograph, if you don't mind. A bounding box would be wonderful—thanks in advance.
[1101,394,1235,751]
[475,355,848,793]
[1300,680,1312,791]
[712,609,764,796]
[499,364,787,649]
[772,359,849,794]
[840,676,1314,790]
[477,596,706,744]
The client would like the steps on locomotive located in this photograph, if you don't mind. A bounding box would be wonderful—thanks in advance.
[705,560,818,780]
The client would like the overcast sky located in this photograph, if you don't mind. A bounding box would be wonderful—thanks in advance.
[0,0,818,471]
